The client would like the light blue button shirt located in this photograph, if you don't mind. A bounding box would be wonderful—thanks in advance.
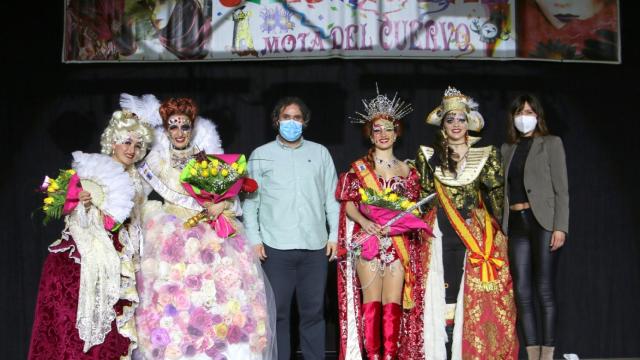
[242,137,340,250]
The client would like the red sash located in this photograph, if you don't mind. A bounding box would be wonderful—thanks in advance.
[434,178,505,283]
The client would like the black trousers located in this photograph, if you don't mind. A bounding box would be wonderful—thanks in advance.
[508,208,557,346]
[262,244,328,360]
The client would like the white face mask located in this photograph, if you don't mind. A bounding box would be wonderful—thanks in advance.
[514,115,538,134]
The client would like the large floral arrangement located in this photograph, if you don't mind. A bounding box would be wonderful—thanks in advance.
[38,169,77,225]
[138,219,270,358]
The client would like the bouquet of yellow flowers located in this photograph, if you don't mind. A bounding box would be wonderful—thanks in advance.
[180,152,258,236]
[358,187,421,216]
[350,187,431,260]
[38,169,78,225]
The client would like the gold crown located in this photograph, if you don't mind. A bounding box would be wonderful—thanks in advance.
[426,86,484,132]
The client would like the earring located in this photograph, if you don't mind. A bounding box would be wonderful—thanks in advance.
[465,133,469,145]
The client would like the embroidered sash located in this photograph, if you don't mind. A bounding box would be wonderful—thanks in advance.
[138,161,203,212]
[434,178,504,283]
[351,159,415,308]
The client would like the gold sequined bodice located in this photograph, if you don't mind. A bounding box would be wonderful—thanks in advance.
[416,145,504,219]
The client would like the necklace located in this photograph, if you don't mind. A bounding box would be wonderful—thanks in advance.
[374,156,399,169]
[170,147,196,170]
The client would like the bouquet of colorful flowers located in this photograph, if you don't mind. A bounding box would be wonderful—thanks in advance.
[180,152,258,237]
[37,152,136,231]
[351,188,433,260]
[359,187,421,216]
[38,169,78,225]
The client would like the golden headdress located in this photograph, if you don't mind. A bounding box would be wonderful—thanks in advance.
[426,86,485,132]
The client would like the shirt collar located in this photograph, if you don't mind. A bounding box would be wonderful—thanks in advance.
[276,135,305,149]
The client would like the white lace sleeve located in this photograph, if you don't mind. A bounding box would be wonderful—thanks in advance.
[68,206,121,352]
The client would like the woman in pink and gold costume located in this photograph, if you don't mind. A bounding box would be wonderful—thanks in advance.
[120,94,276,360]
[336,88,422,360]
[29,110,153,359]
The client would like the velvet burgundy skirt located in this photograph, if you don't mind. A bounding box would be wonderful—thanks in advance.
[28,237,131,360]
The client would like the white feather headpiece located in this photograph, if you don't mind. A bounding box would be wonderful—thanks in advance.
[119,93,223,155]
[119,93,163,128]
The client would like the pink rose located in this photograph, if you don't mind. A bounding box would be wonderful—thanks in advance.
[253,303,267,318]
[226,325,248,344]
[161,236,185,263]
[150,328,171,347]
[158,293,172,306]
[255,336,268,352]
[200,248,215,263]
[162,283,181,294]
[243,317,256,333]
[232,313,247,327]
[174,293,191,310]
[203,269,214,280]
[180,343,198,357]
[228,235,246,252]
[169,268,183,281]
[185,275,202,290]
[189,307,214,330]
[139,308,161,329]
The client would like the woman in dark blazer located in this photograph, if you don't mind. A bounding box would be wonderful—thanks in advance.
[501,94,569,360]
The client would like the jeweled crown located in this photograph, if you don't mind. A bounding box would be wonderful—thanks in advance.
[444,86,463,98]
[350,84,413,124]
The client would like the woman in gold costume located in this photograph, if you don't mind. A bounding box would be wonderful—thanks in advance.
[400,87,518,360]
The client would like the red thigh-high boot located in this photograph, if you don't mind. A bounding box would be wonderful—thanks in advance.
[362,301,382,360]
[382,302,402,360]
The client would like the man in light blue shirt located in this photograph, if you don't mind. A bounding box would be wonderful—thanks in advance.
[242,97,339,360]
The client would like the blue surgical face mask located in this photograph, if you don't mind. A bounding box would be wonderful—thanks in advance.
[279,119,303,142]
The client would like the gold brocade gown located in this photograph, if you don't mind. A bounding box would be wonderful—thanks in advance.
[398,142,519,360]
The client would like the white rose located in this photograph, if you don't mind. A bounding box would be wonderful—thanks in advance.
[185,263,204,276]
[170,329,183,343]
[141,259,157,275]
[185,237,200,258]
[201,280,216,295]
[221,257,233,267]
[158,261,171,279]
[190,291,206,306]
[160,316,174,328]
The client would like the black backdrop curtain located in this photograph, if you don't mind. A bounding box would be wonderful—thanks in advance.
[2,1,639,359]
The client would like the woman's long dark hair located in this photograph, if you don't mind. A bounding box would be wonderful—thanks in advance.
[433,112,466,177]
[506,94,550,144]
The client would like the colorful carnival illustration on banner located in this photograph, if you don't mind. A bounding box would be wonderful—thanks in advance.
[63,0,619,63]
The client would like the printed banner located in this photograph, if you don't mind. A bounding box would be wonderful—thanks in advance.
[517,0,619,62]
[62,0,619,63]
